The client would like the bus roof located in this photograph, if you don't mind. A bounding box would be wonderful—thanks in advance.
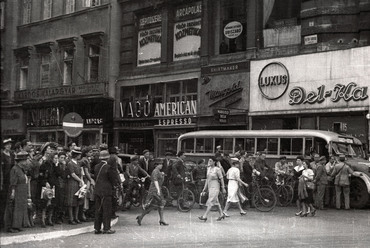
[178,130,362,145]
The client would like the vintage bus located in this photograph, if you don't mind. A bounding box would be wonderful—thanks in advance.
[177,130,370,208]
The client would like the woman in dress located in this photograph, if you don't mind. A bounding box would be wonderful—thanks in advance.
[294,156,306,216]
[136,158,168,226]
[65,148,84,225]
[223,159,249,216]
[4,151,30,233]
[198,157,227,222]
[297,158,317,217]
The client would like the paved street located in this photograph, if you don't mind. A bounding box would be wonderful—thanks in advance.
[2,206,369,248]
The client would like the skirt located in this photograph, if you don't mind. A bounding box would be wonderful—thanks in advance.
[226,180,239,203]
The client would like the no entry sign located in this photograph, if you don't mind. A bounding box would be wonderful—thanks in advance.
[62,112,83,137]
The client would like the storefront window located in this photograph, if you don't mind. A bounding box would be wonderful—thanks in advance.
[30,131,56,144]
[218,0,247,54]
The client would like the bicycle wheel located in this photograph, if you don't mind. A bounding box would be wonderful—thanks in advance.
[276,186,290,207]
[254,187,276,212]
[177,189,195,212]
[133,190,145,208]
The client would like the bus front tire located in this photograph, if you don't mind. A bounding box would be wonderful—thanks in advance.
[350,178,369,209]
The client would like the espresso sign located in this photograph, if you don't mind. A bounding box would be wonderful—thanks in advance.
[258,62,289,100]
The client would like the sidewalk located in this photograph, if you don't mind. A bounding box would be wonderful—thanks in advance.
[0,217,118,246]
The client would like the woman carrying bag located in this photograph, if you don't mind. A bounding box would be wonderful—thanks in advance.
[223,159,249,217]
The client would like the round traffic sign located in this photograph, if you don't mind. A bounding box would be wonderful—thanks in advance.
[62,112,83,137]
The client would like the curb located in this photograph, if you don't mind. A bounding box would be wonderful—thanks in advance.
[1,218,118,246]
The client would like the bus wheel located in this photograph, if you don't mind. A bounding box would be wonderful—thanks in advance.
[350,178,369,209]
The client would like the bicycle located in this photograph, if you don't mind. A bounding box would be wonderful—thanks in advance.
[125,176,146,208]
[264,176,294,207]
[246,175,277,212]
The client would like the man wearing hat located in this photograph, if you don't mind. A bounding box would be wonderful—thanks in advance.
[313,156,328,210]
[4,151,30,232]
[331,154,354,210]
[162,152,173,188]
[139,149,154,190]
[94,150,119,234]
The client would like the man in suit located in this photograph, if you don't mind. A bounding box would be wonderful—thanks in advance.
[162,152,173,188]
[314,156,328,210]
[94,150,119,234]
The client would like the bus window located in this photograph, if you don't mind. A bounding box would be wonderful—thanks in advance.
[257,138,278,154]
[235,138,244,153]
[245,138,255,154]
[195,138,213,153]
[268,138,278,155]
[281,138,303,155]
[181,138,194,153]
[224,138,233,155]
[305,138,313,156]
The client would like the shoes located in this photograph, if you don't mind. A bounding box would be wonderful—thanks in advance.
[103,229,116,234]
[159,221,169,226]
[300,212,309,217]
[55,220,62,225]
[295,211,303,216]
[198,216,207,222]
[41,221,46,228]
[74,219,81,224]
[240,211,247,216]
[47,220,54,226]
[311,209,317,216]
[216,214,225,221]
[68,220,77,225]
[94,230,102,234]
[223,212,230,217]
[7,228,19,233]
[136,215,142,226]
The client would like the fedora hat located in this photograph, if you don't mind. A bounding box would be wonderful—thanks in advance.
[71,146,82,154]
[15,151,29,161]
[99,150,110,160]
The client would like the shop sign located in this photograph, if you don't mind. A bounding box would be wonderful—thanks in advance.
[289,83,368,105]
[175,2,202,20]
[304,34,318,45]
[14,82,106,101]
[201,62,249,75]
[85,118,103,125]
[139,14,162,29]
[157,117,193,126]
[137,27,161,66]
[207,81,243,107]
[120,99,197,118]
[26,107,64,127]
[224,21,243,39]
[173,18,201,61]
[258,62,289,100]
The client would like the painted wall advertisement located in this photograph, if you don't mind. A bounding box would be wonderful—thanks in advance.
[1,109,25,135]
[137,13,162,67]
[250,47,370,114]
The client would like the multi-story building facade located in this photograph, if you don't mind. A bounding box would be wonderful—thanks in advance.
[1,0,121,146]
[115,0,370,156]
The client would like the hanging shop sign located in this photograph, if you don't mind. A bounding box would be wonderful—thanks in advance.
[224,21,243,39]
[258,62,289,100]
[120,99,197,118]
[137,26,162,66]
[173,18,201,61]
[14,82,106,101]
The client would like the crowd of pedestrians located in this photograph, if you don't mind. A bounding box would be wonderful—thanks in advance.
[1,137,356,234]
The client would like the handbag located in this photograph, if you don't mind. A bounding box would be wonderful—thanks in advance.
[199,191,208,206]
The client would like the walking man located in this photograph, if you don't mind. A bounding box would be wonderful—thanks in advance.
[94,150,119,234]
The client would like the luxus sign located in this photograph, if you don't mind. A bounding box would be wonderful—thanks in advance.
[258,62,289,100]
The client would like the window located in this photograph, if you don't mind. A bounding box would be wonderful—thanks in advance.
[0,1,4,30]
[82,0,100,7]
[215,138,233,155]
[40,54,51,86]
[235,138,255,154]
[280,138,303,155]
[22,0,31,24]
[181,138,194,153]
[88,44,100,81]
[137,12,162,66]
[195,138,213,153]
[43,0,52,20]
[167,79,197,102]
[63,48,74,85]
[257,138,278,155]
[173,2,202,61]
[218,0,247,54]
[66,0,75,14]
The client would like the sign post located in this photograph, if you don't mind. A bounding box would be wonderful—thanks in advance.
[62,112,83,137]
